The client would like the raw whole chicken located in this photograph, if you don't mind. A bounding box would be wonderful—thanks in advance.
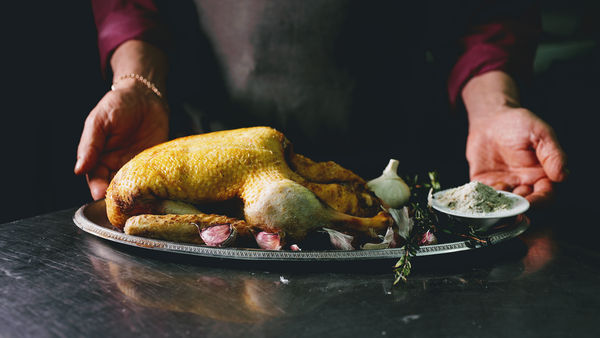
[106,127,392,249]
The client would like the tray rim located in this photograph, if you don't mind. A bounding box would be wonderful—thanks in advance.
[73,200,530,262]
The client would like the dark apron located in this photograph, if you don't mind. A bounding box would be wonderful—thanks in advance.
[160,0,472,181]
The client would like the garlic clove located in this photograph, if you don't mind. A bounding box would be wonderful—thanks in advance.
[361,226,399,249]
[389,207,413,241]
[322,228,355,250]
[367,159,411,209]
[254,231,282,250]
[200,224,237,247]
[419,230,437,246]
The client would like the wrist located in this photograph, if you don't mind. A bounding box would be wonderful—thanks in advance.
[111,74,164,100]
[110,40,168,95]
[110,77,139,91]
[462,71,521,126]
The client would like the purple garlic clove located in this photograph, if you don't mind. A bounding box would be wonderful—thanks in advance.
[200,224,237,247]
[419,230,437,246]
[255,232,282,250]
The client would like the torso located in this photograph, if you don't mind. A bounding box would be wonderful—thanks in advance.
[166,0,470,176]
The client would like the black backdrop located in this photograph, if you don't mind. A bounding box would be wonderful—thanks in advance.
[2,2,104,223]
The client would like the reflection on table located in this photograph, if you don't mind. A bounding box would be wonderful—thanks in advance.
[85,223,556,323]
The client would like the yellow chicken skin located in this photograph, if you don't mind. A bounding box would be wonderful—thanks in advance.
[105,126,392,248]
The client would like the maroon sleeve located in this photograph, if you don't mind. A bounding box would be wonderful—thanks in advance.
[91,0,169,76]
[447,3,542,108]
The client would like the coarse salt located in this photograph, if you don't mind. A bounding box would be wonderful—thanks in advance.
[434,181,515,215]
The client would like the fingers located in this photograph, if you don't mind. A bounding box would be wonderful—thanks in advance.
[534,122,568,182]
[473,173,553,207]
[472,173,521,190]
[491,182,511,191]
[75,107,107,175]
[525,178,554,206]
[86,165,111,200]
[490,182,533,197]
[512,185,533,197]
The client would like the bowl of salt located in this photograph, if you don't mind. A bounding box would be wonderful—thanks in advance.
[429,181,530,232]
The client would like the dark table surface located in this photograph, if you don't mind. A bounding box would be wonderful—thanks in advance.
[1,203,598,338]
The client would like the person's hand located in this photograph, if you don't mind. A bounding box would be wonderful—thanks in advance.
[74,84,169,200]
[466,107,567,205]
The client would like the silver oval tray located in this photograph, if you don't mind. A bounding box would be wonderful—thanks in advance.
[73,200,530,262]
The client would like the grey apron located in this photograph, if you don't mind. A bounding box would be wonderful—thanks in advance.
[161,0,471,180]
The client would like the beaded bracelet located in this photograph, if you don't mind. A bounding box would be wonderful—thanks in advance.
[111,73,163,99]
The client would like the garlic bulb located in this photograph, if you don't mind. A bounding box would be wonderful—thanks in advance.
[367,159,411,209]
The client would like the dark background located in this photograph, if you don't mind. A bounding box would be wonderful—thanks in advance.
[1,0,598,224]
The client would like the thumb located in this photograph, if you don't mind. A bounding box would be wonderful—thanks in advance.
[75,110,107,175]
[535,122,568,182]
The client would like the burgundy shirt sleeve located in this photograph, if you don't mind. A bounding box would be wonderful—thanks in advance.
[91,0,169,76]
[447,3,542,108]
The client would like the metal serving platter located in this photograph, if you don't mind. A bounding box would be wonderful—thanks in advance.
[73,200,530,262]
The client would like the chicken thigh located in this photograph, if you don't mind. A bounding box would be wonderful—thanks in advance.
[106,127,392,248]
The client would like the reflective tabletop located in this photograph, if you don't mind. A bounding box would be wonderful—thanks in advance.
[1,206,598,337]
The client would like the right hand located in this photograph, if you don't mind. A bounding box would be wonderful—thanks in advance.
[74,83,169,200]
[466,108,567,206]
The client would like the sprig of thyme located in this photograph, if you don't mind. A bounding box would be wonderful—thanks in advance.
[393,248,412,284]
[393,171,441,285]
[392,171,489,285]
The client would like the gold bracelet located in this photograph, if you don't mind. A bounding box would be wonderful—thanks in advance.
[111,73,163,99]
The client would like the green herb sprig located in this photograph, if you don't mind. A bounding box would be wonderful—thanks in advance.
[392,171,489,285]
[393,171,441,285]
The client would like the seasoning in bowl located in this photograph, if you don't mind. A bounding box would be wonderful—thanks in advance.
[429,181,529,231]
[434,181,514,215]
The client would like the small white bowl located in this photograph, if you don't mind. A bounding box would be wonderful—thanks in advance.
[429,190,530,232]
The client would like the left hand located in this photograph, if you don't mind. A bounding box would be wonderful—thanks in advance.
[466,107,567,205]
